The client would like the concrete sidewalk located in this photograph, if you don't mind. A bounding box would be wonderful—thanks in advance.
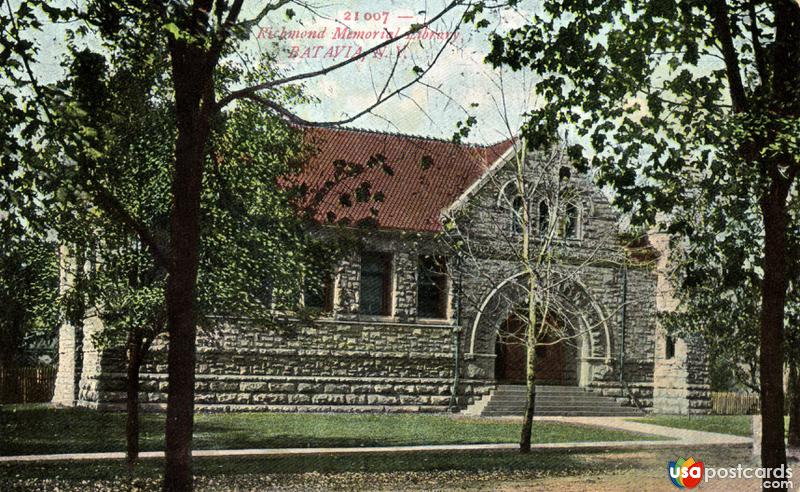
[545,416,752,446]
[0,416,751,464]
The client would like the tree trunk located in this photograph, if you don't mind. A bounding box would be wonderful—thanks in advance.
[163,43,213,490]
[759,2,800,486]
[788,359,800,448]
[758,186,789,478]
[163,134,207,491]
[126,331,144,468]
[520,338,537,453]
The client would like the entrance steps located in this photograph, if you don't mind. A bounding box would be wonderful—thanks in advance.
[476,385,645,417]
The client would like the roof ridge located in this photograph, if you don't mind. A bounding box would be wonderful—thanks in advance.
[305,125,512,149]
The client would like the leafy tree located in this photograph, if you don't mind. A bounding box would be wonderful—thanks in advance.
[38,35,332,468]
[0,234,58,368]
[486,0,800,479]
[3,1,473,487]
[663,185,800,442]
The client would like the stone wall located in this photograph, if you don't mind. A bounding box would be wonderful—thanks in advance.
[649,231,711,414]
[452,149,658,395]
[618,267,658,383]
[52,246,82,406]
[51,322,80,406]
[52,148,686,414]
[73,316,494,412]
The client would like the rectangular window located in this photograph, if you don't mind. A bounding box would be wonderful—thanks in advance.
[304,270,334,312]
[538,201,550,236]
[417,255,448,319]
[360,252,392,315]
[665,335,675,360]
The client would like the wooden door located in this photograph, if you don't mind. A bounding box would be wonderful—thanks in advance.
[495,316,565,384]
[534,340,564,384]
[495,316,527,382]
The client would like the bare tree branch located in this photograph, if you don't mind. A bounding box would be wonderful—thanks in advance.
[216,0,468,109]
[242,24,461,127]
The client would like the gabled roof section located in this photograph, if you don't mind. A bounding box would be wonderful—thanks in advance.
[289,127,514,232]
[441,138,519,218]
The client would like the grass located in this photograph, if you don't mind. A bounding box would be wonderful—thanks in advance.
[629,415,753,436]
[0,446,752,490]
[0,404,665,457]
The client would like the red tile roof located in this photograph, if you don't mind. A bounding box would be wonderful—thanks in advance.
[289,127,514,232]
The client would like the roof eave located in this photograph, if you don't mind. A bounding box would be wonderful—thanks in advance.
[438,139,519,222]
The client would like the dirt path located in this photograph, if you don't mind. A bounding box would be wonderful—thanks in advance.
[470,470,760,492]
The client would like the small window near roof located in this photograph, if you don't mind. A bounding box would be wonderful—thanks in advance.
[360,252,392,315]
[563,202,579,238]
[417,255,448,319]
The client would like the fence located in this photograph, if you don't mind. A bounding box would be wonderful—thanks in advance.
[711,391,760,415]
[0,366,57,404]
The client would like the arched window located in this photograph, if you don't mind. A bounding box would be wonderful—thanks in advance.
[538,200,550,236]
[559,166,571,181]
[499,180,526,235]
[511,196,524,234]
[563,202,579,238]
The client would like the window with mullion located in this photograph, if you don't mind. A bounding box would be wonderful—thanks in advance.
[538,200,550,237]
[563,202,579,238]
[511,196,524,234]
[359,252,392,315]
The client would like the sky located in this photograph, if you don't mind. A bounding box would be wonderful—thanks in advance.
[242,0,536,145]
[26,1,545,145]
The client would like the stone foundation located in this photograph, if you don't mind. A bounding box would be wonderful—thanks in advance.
[69,317,495,412]
[589,380,654,410]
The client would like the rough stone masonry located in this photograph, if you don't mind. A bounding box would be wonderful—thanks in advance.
[52,128,710,414]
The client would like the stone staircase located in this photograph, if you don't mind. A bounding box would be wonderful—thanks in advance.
[478,384,644,417]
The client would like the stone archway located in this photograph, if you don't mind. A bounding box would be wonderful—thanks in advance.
[494,313,569,385]
[464,271,614,387]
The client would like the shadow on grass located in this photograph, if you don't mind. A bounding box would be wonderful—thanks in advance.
[0,445,754,485]
[1,405,664,456]
[0,449,620,481]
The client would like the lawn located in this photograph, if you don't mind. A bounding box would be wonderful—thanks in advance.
[630,415,753,436]
[0,404,665,456]
[0,446,753,491]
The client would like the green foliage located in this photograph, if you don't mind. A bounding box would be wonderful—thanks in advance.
[1,3,331,352]
[486,1,800,401]
[660,178,800,391]
[485,1,796,226]
[0,235,58,366]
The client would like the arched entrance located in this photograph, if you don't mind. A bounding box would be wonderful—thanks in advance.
[465,271,614,386]
[494,314,567,385]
